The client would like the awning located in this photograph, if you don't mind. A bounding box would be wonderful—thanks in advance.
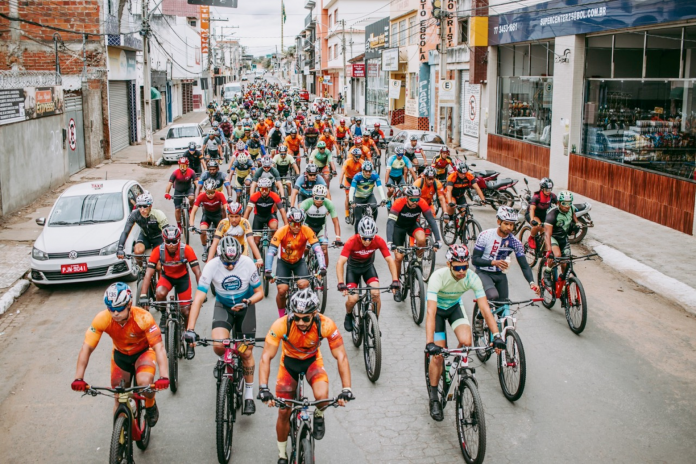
[151,87,161,100]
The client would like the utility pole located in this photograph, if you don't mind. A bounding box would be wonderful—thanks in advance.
[280,1,284,54]
[341,19,346,100]
[141,0,154,165]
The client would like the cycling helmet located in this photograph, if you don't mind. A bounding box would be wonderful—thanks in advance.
[409,135,418,141]
[287,208,306,224]
[354,136,363,145]
[274,121,281,128]
[305,164,319,175]
[188,142,197,151]
[178,157,189,165]
[312,184,328,198]
[357,216,378,238]
[446,244,470,263]
[558,191,573,202]
[423,166,436,178]
[162,224,181,244]
[290,128,298,134]
[261,156,273,168]
[104,282,132,312]
[212,121,219,128]
[317,141,327,149]
[207,159,219,169]
[455,161,469,174]
[323,127,331,133]
[252,131,260,138]
[243,125,251,131]
[350,116,356,122]
[222,116,229,123]
[403,185,421,197]
[217,236,243,265]
[236,141,246,151]
[339,119,345,124]
[203,178,217,191]
[395,146,405,155]
[289,288,320,315]
[440,146,450,154]
[351,148,362,157]
[496,206,519,223]
[278,145,288,153]
[135,192,153,207]
[287,116,294,122]
[374,122,381,128]
[227,201,243,215]
[208,129,218,136]
[237,153,249,164]
[356,118,362,123]
[257,177,273,189]
[361,161,374,172]
[540,177,554,190]
[321,115,328,120]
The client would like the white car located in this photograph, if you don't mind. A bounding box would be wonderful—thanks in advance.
[30,180,146,287]
[160,123,205,163]
[311,97,333,114]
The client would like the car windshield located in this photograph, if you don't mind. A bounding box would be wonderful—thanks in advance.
[167,127,199,139]
[48,193,124,226]
[421,133,444,144]
[366,118,389,127]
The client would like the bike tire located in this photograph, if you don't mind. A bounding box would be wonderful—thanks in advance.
[421,237,436,282]
[410,268,426,325]
[351,307,363,348]
[472,304,492,364]
[497,328,526,402]
[456,377,487,464]
[109,413,131,464]
[565,276,588,334]
[463,219,482,250]
[135,398,151,450]
[299,436,314,464]
[167,319,179,394]
[363,310,382,382]
[317,275,328,314]
[537,262,556,309]
[182,211,190,245]
[517,225,539,268]
[440,215,458,245]
[216,375,234,464]
[374,156,381,175]
[262,244,270,297]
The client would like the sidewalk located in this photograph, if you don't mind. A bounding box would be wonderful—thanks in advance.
[0,110,208,314]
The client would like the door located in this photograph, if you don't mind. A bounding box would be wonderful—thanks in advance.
[65,95,86,175]
[108,81,130,154]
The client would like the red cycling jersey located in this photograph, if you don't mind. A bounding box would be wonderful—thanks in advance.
[194,191,227,213]
[148,244,198,279]
[169,168,197,191]
[340,234,390,267]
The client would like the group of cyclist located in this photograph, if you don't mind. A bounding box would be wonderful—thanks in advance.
[72,80,584,464]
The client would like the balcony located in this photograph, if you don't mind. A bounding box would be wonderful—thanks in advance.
[304,0,315,9]
[303,39,313,51]
[305,13,315,29]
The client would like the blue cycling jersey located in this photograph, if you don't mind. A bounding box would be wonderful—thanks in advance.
[294,174,327,196]
[386,155,413,178]
[350,172,382,199]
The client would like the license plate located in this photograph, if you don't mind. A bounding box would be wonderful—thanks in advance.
[61,263,88,274]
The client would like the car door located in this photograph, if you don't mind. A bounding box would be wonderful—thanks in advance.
[389,131,405,156]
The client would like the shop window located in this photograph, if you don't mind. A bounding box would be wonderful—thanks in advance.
[459,19,468,45]
[514,44,529,76]
[684,27,696,78]
[409,17,417,45]
[586,35,612,78]
[530,43,549,76]
[613,33,644,78]
[499,46,514,77]
[646,28,682,78]
[392,24,398,47]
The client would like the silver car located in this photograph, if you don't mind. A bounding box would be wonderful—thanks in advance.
[386,130,446,164]
[363,116,393,144]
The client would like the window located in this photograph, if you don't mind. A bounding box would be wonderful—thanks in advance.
[409,73,417,99]
[49,193,125,226]
[392,24,398,47]
[614,33,644,78]
[328,14,332,27]
[188,19,197,28]
[646,28,681,78]
[409,17,416,45]
[334,9,338,24]
[586,35,612,78]
[458,19,468,45]
[399,20,406,47]
[335,44,339,59]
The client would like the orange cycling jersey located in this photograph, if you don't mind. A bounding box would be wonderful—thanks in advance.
[285,135,303,153]
[270,224,319,264]
[414,177,445,206]
[256,122,268,137]
[350,144,372,161]
[342,158,364,185]
[335,126,348,138]
[265,314,343,361]
[319,134,337,151]
[85,307,162,355]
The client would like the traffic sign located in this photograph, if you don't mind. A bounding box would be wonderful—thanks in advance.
[68,118,77,151]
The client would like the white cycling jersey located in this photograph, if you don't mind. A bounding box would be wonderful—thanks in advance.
[473,228,525,273]
[197,255,260,307]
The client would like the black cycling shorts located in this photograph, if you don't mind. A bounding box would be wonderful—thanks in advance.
[525,208,548,224]
[284,355,318,382]
[212,300,256,338]
[136,232,164,249]
[276,258,309,284]
[346,264,379,287]
[434,303,470,339]
[392,223,423,247]
[475,269,509,302]
[201,212,223,228]
[453,195,468,206]
[252,214,277,233]
[113,347,149,375]
[388,175,404,186]
[173,188,194,208]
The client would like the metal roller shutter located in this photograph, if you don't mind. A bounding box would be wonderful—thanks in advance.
[109,81,130,154]
[459,71,478,153]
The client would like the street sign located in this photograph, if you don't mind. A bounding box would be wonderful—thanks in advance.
[68,118,77,151]
[439,79,455,103]
[187,0,238,8]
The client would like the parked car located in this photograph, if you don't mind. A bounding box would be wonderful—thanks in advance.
[30,180,145,287]
[363,116,394,143]
[222,82,242,102]
[386,130,446,163]
[311,97,333,114]
[160,123,205,163]
[299,89,310,101]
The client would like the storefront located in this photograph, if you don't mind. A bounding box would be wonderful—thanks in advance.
[106,47,138,154]
[365,18,390,117]
[488,0,696,234]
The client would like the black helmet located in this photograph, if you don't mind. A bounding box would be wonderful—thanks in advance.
[289,288,320,315]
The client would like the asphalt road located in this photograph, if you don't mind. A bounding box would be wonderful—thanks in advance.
[1,146,695,464]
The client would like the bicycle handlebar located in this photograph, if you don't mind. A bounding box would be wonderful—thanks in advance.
[84,384,155,396]
[488,298,543,307]
[147,299,194,306]
[271,396,341,409]
[552,253,598,262]
[425,346,493,357]
[196,336,256,347]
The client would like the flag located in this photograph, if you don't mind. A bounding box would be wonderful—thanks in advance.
[282,2,287,24]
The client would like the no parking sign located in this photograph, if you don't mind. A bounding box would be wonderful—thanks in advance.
[68,118,77,151]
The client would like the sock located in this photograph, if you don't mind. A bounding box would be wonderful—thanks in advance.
[278,308,286,318]
[314,408,324,418]
[244,382,254,400]
[277,441,288,459]
[145,397,155,408]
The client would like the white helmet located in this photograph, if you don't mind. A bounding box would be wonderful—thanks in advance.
[135,192,153,206]
[257,177,273,189]
[312,184,328,198]
[236,153,249,165]
[357,216,378,238]
[496,206,518,223]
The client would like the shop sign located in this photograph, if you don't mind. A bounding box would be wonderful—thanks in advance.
[200,6,210,54]
[406,98,418,117]
[489,0,696,46]
[462,84,480,138]
[445,0,456,48]
[365,17,390,59]
[382,48,399,71]
[439,80,455,103]
[0,86,64,126]
[418,63,430,118]
[543,81,553,108]
[418,0,439,62]
[107,49,137,80]
[187,0,238,7]
[389,80,402,99]
[352,63,366,77]
[367,62,380,78]
[304,66,310,75]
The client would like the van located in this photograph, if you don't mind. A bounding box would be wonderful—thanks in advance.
[223,83,242,100]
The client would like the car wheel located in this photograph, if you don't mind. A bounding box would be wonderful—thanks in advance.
[122,262,139,282]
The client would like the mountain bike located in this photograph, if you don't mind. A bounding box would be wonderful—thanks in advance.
[440,203,482,249]
[347,286,391,382]
[537,253,597,334]
[424,346,491,464]
[305,242,341,314]
[395,245,430,325]
[82,381,157,464]
[190,226,216,263]
[253,226,273,297]
[276,273,320,316]
[197,335,256,464]
[149,297,192,394]
[173,194,192,244]
[517,220,546,268]
[416,215,437,282]
[349,201,381,233]
[126,253,156,311]
[472,298,541,402]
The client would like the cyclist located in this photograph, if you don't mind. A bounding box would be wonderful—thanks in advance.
[309,141,337,186]
[117,193,168,260]
[219,116,233,141]
[299,184,341,266]
[414,166,447,216]
[431,146,455,183]
[350,136,371,162]
[285,129,305,167]
[182,142,204,178]
[209,202,263,266]
[304,118,321,153]
[370,123,386,154]
[349,118,363,137]
[542,191,581,287]
[527,177,557,248]
[203,129,222,160]
[228,152,256,202]
[71,283,169,426]
[190,178,228,255]
[318,126,337,154]
[336,216,399,332]
[165,157,196,229]
[290,163,328,207]
[335,119,349,146]
[386,185,442,288]
[245,177,288,248]
[424,245,506,421]
[404,135,427,174]
[258,288,354,462]
[184,237,263,416]
[385,147,416,207]
[233,120,245,141]
[265,208,326,318]
[348,161,386,229]
[445,161,486,220]
[197,160,231,198]
[247,131,266,162]
[250,155,285,197]
[361,133,380,161]
[273,145,300,197]
[339,148,364,221]
[141,225,202,335]
[267,121,284,151]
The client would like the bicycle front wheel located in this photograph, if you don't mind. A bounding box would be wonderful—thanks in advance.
[537,262,556,309]
[298,435,314,464]
[565,276,588,334]
[135,398,151,450]
[472,304,492,364]
[517,225,538,268]
[262,244,270,297]
[421,236,436,282]
[410,268,426,325]
[456,377,487,464]
[363,310,382,382]
[182,212,190,245]
[351,309,363,348]
[109,413,131,464]
[497,328,526,402]
[374,156,381,175]
[216,376,235,464]
[167,319,179,394]
[316,275,328,314]
[463,219,482,250]
[440,215,458,245]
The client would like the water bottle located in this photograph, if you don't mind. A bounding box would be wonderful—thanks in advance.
[444,360,452,384]
[501,255,512,274]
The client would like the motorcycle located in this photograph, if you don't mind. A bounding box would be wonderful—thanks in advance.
[466,163,518,210]
[569,202,594,244]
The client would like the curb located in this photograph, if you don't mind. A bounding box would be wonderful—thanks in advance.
[0,279,31,316]
[587,239,696,316]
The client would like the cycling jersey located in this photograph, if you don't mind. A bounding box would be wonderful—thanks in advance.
[273,154,296,176]
[85,307,162,355]
[181,150,204,174]
[319,135,337,151]
[426,267,485,310]
[340,234,389,268]
[350,124,363,137]
[431,155,454,175]
[248,191,282,216]
[545,207,574,240]
[219,122,233,137]
[255,122,268,137]
[265,314,343,361]
[403,142,422,159]
[530,191,558,213]
[371,129,386,143]
[414,177,444,206]
[304,127,320,144]
[350,144,372,161]
[194,191,226,213]
[198,171,229,191]
[198,255,261,308]
[118,208,168,252]
[342,158,364,184]
[310,149,333,168]
[386,155,413,178]
[230,159,255,179]
[387,197,441,241]
[169,168,197,192]
[148,243,198,279]
[294,173,327,197]
[446,171,475,198]
[267,128,283,147]
[214,218,253,252]
[335,126,348,139]
[299,198,337,232]
[349,172,384,200]
[285,135,303,152]
[246,139,266,157]
[473,228,526,273]
[269,224,319,264]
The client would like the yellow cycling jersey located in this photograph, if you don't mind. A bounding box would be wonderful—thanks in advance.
[214,218,253,252]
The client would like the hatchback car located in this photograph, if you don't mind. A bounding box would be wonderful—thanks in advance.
[363,116,394,144]
[30,180,145,287]
[387,130,446,164]
[160,123,205,163]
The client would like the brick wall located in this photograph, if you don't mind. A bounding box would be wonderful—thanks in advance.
[399,115,430,131]
[162,0,200,18]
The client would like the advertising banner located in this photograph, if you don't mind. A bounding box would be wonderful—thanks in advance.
[382,48,399,71]
[418,63,430,118]
[200,6,210,54]
[406,98,418,117]
[0,86,64,126]
[388,79,402,99]
[352,63,366,77]
[462,84,480,138]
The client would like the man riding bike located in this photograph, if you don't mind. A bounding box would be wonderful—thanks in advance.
[361,133,380,161]
[309,141,337,186]
[304,118,321,153]
[339,148,364,221]
[244,177,288,248]
[190,178,228,257]
[290,163,328,207]
[182,142,204,178]
[336,216,399,332]
[299,184,341,266]
[403,134,427,174]
[184,237,264,415]
[542,191,581,288]
[348,161,386,229]
[266,122,284,152]
[444,161,486,220]
[414,166,447,215]
[208,202,263,266]
[350,136,371,162]
[258,288,353,464]
[424,245,506,421]
[251,155,285,197]
[318,126,337,154]
[349,118,364,137]
[370,123,386,154]
[117,192,168,260]
[273,145,300,197]
[335,119,349,146]
[71,283,169,426]
[165,157,196,229]
[385,147,416,207]
[431,146,455,183]
[527,177,558,248]
[197,160,231,198]
[285,129,305,167]
[246,132,267,164]
[228,153,256,202]
[219,116,233,141]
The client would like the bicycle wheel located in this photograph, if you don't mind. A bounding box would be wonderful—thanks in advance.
[135,398,151,450]
[410,268,426,325]
[537,263,556,309]
[517,225,538,268]
[363,310,382,382]
[456,377,487,464]
[167,319,179,394]
[497,328,526,402]
[374,156,381,174]
[109,413,130,463]
[421,237,436,282]
[298,436,314,464]
[316,275,328,314]
[440,215,458,245]
[565,276,588,334]
[472,304,492,364]
[262,244,270,297]
[216,376,234,464]
[462,219,482,250]
[181,210,190,245]
[351,307,363,348]
[136,278,155,311]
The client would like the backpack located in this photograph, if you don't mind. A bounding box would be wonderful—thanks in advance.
[282,313,323,356]
[159,242,188,266]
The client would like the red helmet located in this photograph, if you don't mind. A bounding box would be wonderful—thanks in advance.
[354,136,363,145]
[162,225,181,244]
[226,201,244,215]
[374,122,380,128]
[339,119,345,124]
[178,157,189,165]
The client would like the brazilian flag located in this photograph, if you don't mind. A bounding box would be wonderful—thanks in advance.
[282,2,287,24]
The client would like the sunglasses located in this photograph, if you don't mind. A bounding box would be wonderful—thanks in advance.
[164,239,180,245]
[560,201,572,207]
[360,236,373,242]
[313,196,325,201]
[451,264,469,272]
[290,221,303,227]
[294,314,314,323]
[408,197,419,203]
[108,305,128,313]
[307,173,317,177]
[138,205,150,209]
